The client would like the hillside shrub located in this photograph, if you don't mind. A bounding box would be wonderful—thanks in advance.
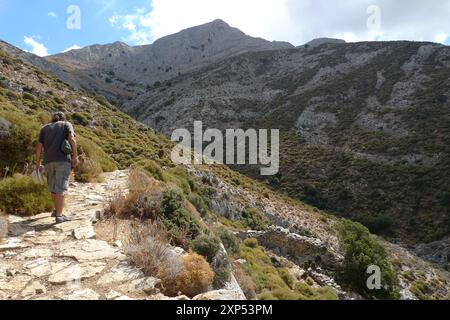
[358,214,393,234]
[188,193,209,217]
[240,238,338,300]
[338,219,400,300]
[0,175,53,216]
[214,226,240,255]
[191,233,221,263]
[211,251,232,289]
[135,159,165,181]
[241,208,268,231]
[126,221,173,276]
[162,188,203,242]
[75,137,117,182]
[0,112,40,175]
[163,252,214,298]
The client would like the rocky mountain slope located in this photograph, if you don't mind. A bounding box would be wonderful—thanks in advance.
[26,21,449,248]
[45,19,293,104]
[1,40,450,300]
[83,39,450,246]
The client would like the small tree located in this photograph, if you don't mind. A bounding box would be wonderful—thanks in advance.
[338,219,400,300]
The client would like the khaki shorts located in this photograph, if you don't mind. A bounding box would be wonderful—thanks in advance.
[45,162,71,195]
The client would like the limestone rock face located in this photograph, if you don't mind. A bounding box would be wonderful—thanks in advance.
[238,226,342,268]
[47,19,293,97]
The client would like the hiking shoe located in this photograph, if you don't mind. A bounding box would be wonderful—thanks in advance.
[55,215,70,224]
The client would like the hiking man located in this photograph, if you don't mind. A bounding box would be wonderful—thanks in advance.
[35,112,79,224]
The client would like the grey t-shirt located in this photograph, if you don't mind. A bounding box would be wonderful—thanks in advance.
[38,121,75,164]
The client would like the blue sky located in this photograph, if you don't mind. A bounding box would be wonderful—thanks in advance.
[0,0,449,57]
[0,0,151,55]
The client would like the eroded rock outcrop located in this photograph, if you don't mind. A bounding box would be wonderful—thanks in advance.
[238,226,343,268]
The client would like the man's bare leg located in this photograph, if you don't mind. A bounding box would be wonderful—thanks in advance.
[52,193,65,217]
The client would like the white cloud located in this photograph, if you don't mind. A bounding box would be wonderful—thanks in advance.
[109,8,153,45]
[110,0,450,46]
[62,45,82,53]
[48,11,57,18]
[435,33,448,45]
[23,36,49,57]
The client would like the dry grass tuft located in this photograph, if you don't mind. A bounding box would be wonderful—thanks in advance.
[126,221,176,276]
[104,179,163,221]
[162,252,214,298]
[232,261,257,300]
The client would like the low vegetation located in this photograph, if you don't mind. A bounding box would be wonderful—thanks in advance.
[338,219,400,300]
[166,252,215,298]
[0,175,53,216]
[191,233,221,263]
[125,220,214,298]
[240,238,338,300]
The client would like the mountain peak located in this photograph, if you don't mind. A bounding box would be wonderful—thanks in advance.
[209,19,230,27]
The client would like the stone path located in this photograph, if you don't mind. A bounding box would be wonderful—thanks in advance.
[0,171,164,300]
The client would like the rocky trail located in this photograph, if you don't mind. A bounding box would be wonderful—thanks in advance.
[0,171,170,300]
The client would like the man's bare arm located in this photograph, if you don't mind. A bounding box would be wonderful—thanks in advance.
[68,132,79,168]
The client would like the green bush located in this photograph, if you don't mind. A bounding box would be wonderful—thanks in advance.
[162,188,202,242]
[162,188,185,214]
[243,238,258,249]
[338,219,400,300]
[135,159,165,181]
[188,193,209,217]
[358,214,393,234]
[0,175,53,216]
[75,137,117,182]
[278,268,295,289]
[0,113,40,175]
[410,280,432,300]
[211,250,232,289]
[71,112,91,126]
[241,208,268,231]
[241,238,338,300]
[214,226,240,254]
[191,233,221,263]
[165,167,192,194]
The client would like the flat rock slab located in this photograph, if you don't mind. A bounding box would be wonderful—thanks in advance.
[0,275,33,291]
[64,288,100,300]
[72,225,96,240]
[54,221,90,233]
[7,215,26,224]
[19,248,54,260]
[193,290,247,301]
[48,262,106,284]
[27,216,55,227]
[23,259,71,278]
[0,238,31,251]
[97,262,144,286]
[21,281,46,297]
[58,240,120,261]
